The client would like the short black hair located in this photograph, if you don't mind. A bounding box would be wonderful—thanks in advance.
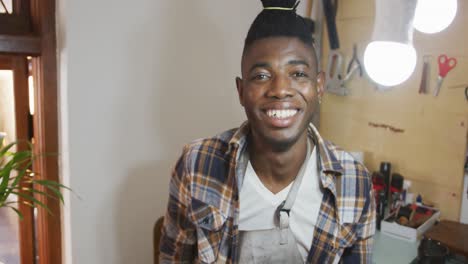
[244,0,315,51]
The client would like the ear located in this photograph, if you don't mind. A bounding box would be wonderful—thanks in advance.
[236,77,245,107]
[315,72,325,98]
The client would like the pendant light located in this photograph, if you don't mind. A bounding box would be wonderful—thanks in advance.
[363,0,418,88]
[414,0,458,34]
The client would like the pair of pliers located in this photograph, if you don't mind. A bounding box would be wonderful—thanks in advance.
[346,44,363,77]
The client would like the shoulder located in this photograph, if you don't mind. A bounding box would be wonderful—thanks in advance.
[172,128,238,216]
[174,128,238,181]
[181,128,237,160]
[323,140,371,185]
[322,140,373,223]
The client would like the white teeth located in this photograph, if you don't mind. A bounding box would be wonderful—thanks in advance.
[266,109,298,119]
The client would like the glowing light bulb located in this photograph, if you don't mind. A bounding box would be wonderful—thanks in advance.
[414,0,457,34]
[364,0,418,87]
[364,41,417,87]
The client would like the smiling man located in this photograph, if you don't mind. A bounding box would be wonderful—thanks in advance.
[159,0,375,263]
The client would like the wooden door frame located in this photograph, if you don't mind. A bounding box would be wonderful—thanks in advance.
[0,0,61,263]
[30,1,61,262]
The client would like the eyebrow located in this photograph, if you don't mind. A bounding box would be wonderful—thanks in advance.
[248,59,310,73]
[249,62,271,73]
[288,59,309,68]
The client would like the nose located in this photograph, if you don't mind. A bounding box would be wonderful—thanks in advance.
[266,75,294,99]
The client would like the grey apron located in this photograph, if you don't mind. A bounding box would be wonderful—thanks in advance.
[238,140,311,264]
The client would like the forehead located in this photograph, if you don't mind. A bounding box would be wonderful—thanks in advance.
[242,37,315,68]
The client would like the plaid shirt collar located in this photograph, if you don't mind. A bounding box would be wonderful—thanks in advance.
[227,121,344,193]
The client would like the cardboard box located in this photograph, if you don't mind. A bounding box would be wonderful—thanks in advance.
[381,206,440,242]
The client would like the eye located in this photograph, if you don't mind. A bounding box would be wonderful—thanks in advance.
[292,71,309,78]
[251,73,270,81]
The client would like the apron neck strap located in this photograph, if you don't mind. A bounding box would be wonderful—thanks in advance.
[276,139,312,244]
[278,138,312,213]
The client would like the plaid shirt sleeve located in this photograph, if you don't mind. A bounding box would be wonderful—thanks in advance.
[341,187,376,264]
[159,148,197,263]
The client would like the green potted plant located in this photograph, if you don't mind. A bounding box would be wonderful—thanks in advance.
[0,139,70,219]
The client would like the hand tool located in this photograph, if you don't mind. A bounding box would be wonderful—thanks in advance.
[346,44,363,77]
[337,44,363,93]
[323,0,347,95]
[310,0,324,70]
[465,86,468,101]
[434,54,457,96]
[419,56,430,94]
[326,53,346,95]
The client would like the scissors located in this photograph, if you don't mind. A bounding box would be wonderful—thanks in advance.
[434,54,457,96]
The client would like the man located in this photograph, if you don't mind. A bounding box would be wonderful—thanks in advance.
[160,0,375,263]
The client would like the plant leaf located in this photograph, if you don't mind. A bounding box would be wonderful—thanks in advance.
[9,191,52,215]
[1,141,72,216]
[33,179,73,191]
[35,184,65,203]
[0,142,16,157]
[1,159,33,203]
[3,205,24,220]
[10,186,63,203]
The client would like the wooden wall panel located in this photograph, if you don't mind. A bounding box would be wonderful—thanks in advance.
[320,0,468,221]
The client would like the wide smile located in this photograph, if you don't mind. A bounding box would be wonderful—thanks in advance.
[265,109,299,119]
[262,107,301,128]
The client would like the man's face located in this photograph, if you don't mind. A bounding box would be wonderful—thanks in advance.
[236,37,324,149]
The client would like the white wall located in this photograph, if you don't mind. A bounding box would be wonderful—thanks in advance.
[0,70,16,146]
[57,1,308,263]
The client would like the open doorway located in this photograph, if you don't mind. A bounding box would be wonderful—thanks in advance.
[0,68,20,264]
[0,56,35,264]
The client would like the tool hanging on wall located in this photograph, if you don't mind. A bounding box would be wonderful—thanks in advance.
[335,44,363,93]
[323,0,347,96]
[310,0,325,71]
[346,44,363,77]
[419,56,431,94]
[324,43,363,96]
[434,54,457,97]
[309,0,325,129]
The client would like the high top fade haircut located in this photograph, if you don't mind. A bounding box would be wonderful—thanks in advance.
[244,0,315,52]
[242,0,317,71]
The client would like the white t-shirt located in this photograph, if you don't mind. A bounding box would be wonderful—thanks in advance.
[239,147,324,261]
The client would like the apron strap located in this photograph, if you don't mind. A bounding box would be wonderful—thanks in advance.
[277,139,312,244]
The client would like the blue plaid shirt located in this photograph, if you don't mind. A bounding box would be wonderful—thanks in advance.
[160,122,375,263]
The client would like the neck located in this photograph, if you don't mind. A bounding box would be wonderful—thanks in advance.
[248,131,311,194]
